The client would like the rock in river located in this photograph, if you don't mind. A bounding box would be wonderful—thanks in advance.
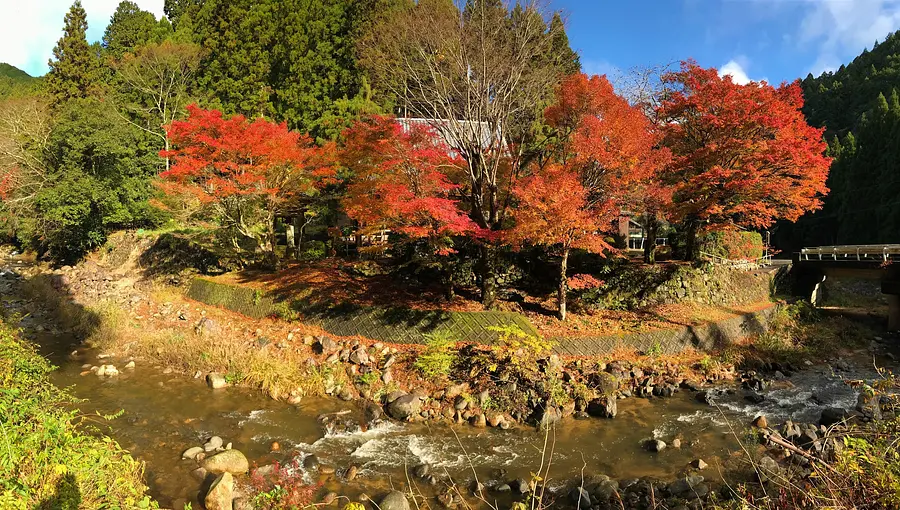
[204,436,224,452]
[645,439,666,452]
[201,449,249,475]
[204,472,234,510]
[586,397,617,418]
[379,491,411,510]
[206,372,227,389]
[387,394,421,421]
[182,446,204,460]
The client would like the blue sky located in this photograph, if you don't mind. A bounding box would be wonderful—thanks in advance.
[2,0,899,84]
[559,0,900,85]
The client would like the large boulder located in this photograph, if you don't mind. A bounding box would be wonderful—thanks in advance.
[201,449,249,474]
[204,472,234,510]
[387,394,421,421]
[379,491,411,510]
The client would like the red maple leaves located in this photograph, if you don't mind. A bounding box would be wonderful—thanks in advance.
[658,61,831,234]
[337,116,477,254]
[161,104,320,203]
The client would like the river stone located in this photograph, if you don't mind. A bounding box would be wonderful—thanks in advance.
[206,372,227,389]
[645,439,666,452]
[820,407,851,426]
[124,360,135,369]
[691,458,708,470]
[592,480,619,501]
[322,492,338,505]
[568,487,591,509]
[470,413,487,428]
[445,382,469,399]
[379,491,411,510]
[587,397,617,418]
[752,415,768,428]
[757,456,782,482]
[363,401,383,424]
[514,478,531,494]
[182,446,204,460]
[856,392,883,420]
[204,436,224,452]
[412,463,430,478]
[385,390,406,404]
[667,474,704,497]
[537,406,562,430]
[201,449,249,474]
[387,394,421,421]
[303,455,320,471]
[232,497,253,510]
[346,464,359,480]
[204,472,234,510]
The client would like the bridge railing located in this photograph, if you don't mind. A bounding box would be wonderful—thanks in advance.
[800,245,900,261]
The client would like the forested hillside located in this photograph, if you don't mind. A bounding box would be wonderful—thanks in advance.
[778,30,900,249]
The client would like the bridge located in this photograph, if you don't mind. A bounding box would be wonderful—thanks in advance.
[793,245,900,329]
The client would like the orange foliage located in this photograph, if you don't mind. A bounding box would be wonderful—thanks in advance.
[337,116,477,254]
[658,61,831,231]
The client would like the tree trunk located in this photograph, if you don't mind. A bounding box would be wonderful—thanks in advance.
[479,245,497,309]
[558,248,569,321]
[643,218,659,265]
[684,219,700,261]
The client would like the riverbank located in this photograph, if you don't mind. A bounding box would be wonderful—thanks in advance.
[5,244,900,509]
[0,318,156,509]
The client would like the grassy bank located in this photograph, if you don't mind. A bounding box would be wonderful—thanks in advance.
[0,318,155,509]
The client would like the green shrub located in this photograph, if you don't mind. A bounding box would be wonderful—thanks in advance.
[0,320,155,508]
[299,240,327,261]
[413,330,458,379]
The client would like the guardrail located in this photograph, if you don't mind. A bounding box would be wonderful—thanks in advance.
[800,245,900,262]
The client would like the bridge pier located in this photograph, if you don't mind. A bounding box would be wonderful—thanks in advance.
[887,295,900,331]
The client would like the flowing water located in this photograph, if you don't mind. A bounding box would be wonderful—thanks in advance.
[44,342,887,509]
[1,262,892,508]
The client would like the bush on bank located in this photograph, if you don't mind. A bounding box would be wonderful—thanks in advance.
[0,319,155,509]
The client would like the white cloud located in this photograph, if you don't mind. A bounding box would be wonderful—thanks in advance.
[719,59,752,85]
[796,0,900,75]
[0,0,165,77]
[718,57,766,85]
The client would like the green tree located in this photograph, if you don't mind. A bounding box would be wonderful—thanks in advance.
[46,1,101,105]
[102,1,159,58]
[26,98,162,261]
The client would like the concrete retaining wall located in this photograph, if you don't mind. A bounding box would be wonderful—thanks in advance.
[548,305,779,356]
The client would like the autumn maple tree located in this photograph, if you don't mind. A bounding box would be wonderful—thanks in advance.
[510,73,664,320]
[161,104,323,259]
[509,165,610,320]
[338,116,476,253]
[658,61,831,260]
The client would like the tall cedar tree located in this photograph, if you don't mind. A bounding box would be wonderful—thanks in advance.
[338,116,476,255]
[191,0,398,138]
[359,0,572,307]
[509,165,610,320]
[161,105,323,260]
[658,62,831,260]
[46,1,101,105]
[103,1,159,58]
